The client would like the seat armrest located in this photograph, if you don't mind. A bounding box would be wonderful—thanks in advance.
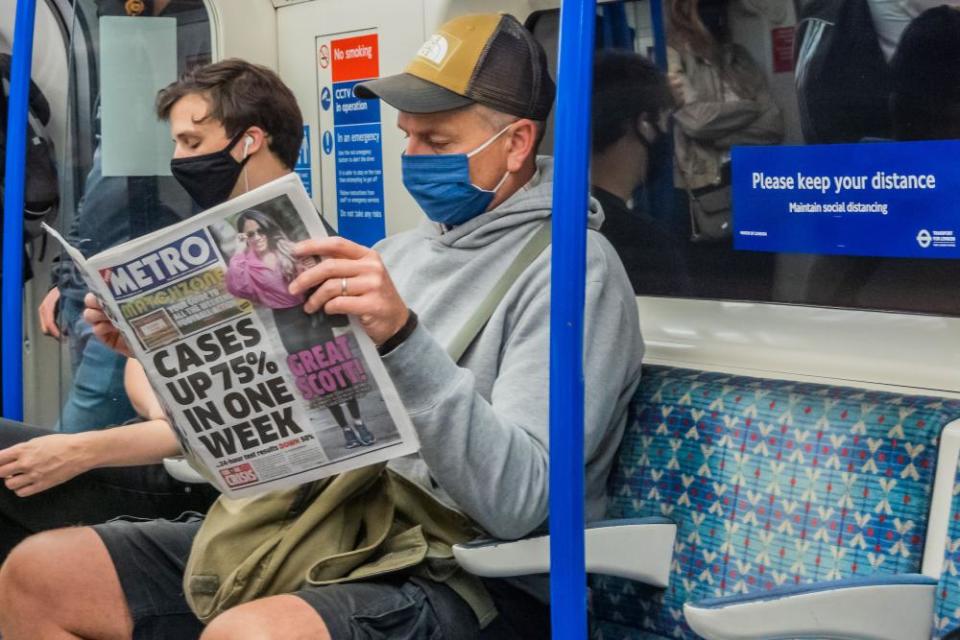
[162,457,208,484]
[684,574,936,640]
[452,517,676,587]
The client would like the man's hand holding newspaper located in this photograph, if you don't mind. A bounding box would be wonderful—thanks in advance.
[289,237,410,346]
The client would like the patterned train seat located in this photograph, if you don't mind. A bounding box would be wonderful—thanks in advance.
[935,455,960,638]
[592,365,960,639]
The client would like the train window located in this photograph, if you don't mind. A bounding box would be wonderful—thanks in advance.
[99,16,179,175]
[529,1,960,317]
[51,0,212,432]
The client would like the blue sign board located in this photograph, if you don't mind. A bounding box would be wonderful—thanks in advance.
[294,124,312,197]
[733,140,960,258]
[331,79,385,246]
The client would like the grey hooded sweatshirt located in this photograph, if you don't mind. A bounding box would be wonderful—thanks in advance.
[379,157,643,546]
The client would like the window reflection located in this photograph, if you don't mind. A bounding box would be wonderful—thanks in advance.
[529,1,960,316]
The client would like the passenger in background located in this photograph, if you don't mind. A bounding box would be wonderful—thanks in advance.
[667,0,783,239]
[867,0,960,61]
[0,52,60,277]
[665,0,783,298]
[803,6,960,313]
[793,0,894,144]
[0,52,60,393]
[591,50,690,296]
[889,6,960,141]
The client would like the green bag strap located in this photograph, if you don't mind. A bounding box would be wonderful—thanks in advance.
[446,221,552,363]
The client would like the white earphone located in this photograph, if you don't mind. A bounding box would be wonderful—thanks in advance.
[638,120,658,144]
[241,135,254,193]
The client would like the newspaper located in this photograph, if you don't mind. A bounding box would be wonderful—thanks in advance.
[45,173,419,497]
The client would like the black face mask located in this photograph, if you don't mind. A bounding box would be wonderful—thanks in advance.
[635,116,670,185]
[170,130,250,210]
[631,117,673,213]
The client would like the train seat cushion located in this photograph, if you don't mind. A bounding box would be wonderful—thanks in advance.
[934,464,960,638]
[683,573,937,640]
[591,365,960,640]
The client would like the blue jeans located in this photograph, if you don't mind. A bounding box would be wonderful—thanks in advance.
[57,297,136,433]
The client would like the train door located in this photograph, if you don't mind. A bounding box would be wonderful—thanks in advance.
[21,0,216,428]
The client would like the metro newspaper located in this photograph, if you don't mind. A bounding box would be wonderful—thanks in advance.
[45,174,418,497]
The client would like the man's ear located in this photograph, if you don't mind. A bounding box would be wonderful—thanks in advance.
[505,119,538,173]
[241,126,269,158]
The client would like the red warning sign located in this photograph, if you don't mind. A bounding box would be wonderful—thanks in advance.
[331,34,380,83]
[771,27,795,74]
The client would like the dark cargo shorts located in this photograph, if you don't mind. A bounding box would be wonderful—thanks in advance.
[93,514,550,640]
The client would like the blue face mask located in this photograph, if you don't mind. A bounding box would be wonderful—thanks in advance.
[401,126,512,226]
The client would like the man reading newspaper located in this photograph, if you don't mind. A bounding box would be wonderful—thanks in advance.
[0,14,643,640]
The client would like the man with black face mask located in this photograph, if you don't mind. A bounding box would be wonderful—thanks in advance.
[0,59,311,566]
[591,50,690,295]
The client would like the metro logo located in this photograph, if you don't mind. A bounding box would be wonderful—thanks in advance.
[331,34,379,83]
[105,230,218,301]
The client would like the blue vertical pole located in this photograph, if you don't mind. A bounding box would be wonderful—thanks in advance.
[2,0,39,420]
[549,0,595,638]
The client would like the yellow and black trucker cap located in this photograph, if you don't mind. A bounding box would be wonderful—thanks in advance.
[354,13,555,121]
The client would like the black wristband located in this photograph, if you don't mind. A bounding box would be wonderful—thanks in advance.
[378,309,418,357]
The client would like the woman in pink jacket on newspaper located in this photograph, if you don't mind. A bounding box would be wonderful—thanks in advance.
[225,209,376,450]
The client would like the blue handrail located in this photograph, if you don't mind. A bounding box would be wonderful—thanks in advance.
[548,0,595,638]
[2,0,39,421]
